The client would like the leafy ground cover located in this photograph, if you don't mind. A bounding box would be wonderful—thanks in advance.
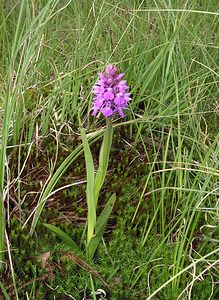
[0,0,219,299]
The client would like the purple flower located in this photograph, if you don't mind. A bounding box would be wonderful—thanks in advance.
[91,65,131,118]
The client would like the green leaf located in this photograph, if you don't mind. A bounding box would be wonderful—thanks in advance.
[87,193,116,259]
[94,118,113,206]
[95,192,116,233]
[43,223,80,251]
[79,116,96,244]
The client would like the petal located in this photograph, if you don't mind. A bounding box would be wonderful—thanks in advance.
[124,93,131,101]
[114,96,125,106]
[97,79,106,86]
[92,86,105,95]
[118,108,125,117]
[94,98,104,107]
[104,92,114,100]
[91,106,99,115]
[98,72,105,80]
[101,106,114,117]
[107,78,113,85]
[115,73,125,80]
[107,87,113,93]
[106,64,117,76]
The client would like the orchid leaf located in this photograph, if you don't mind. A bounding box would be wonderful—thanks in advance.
[43,223,80,251]
[79,116,96,244]
[94,119,113,206]
[87,193,116,259]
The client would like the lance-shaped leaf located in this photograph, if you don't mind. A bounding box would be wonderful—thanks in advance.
[87,193,116,260]
[94,119,113,206]
[79,117,96,244]
[43,223,80,251]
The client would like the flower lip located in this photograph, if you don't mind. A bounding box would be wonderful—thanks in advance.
[102,106,114,117]
[103,91,114,100]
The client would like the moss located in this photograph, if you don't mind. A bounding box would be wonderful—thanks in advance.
[4,203,218,300]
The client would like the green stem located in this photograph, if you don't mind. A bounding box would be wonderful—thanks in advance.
[94,118,113,206]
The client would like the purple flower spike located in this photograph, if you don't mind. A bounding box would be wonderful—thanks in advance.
[91,64,131,118]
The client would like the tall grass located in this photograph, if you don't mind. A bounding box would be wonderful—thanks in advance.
[0,0,218,297]
[0,0,64,271]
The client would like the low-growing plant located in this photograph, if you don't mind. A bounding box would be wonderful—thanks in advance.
[44,64,132,259]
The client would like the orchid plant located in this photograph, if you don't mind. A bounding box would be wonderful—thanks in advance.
[44,65,131,260]
[81,64,131,258]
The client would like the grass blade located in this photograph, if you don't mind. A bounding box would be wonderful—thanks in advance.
[0,282,11,300]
